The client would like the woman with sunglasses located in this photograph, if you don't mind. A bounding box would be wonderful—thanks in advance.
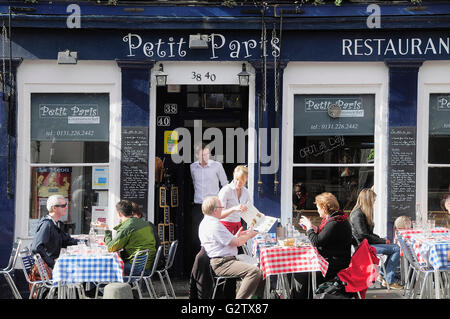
[31,194,80,268]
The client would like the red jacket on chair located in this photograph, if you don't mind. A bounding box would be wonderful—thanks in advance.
[337,239,379,299]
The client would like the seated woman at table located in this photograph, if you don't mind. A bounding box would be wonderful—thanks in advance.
[349,188,402,289]
[104,200,157,276]
[291,192,353,299]
[218,165,250,235]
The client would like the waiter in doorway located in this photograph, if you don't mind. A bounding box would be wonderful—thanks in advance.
[189,142,228,270]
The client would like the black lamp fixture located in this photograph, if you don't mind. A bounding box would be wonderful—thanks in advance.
[155,63,168,86]
[237,63,250,86]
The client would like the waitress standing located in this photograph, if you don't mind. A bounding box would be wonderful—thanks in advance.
[218,165,250,234]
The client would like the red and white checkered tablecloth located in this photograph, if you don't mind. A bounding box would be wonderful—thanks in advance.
[259,245,329,279]
[396,227,449,261]
[396,227,449,240]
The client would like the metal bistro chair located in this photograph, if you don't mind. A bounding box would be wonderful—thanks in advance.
[352,236,389,290]
[123,249,149,299]
[19,247,46,299]
[156,240,178,299]
[142,246,164,298]
[0,239,22,299]
[395,231,444,299]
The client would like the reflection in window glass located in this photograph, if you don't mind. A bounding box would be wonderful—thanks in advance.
[293,136,374,164]
[29,166,109,236]
[292,167,374,212]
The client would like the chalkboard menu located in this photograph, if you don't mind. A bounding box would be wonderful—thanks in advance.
[120,126,149,211]
[388,126,416,220]
[294,94,375,136]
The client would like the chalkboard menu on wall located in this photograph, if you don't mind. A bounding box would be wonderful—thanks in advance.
[388,126,416,221]
[120,126,149,212]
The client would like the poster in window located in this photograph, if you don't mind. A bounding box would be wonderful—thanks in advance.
[33,167,71,221]
[92,166,109,190]
[164,130,178,154]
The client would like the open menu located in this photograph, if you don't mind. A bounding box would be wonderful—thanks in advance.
[241,203,277,233]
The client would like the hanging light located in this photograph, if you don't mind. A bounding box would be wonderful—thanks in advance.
[155,63,168,87]
[237,63,250,86]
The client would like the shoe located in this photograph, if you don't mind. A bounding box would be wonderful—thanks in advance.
[377,276,388,288]
[385,282,403,290]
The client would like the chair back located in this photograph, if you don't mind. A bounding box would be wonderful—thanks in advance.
[395,231,418,265]
[165,240,178,270]
[4,239,21,271]
[149,246,163,277]
[19,247,36,284]
[33,254,52,288]
[126,249,149,282]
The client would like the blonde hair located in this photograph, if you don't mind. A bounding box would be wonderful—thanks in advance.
[351,188,376,227]
[233,165,248,181]
[202,196,219,216]
[314,192,340,215]
[394,215,412,230]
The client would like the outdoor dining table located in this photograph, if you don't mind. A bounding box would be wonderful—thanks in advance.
[396,227,450,299]
[257,243,329,299]
[52,251,124,298]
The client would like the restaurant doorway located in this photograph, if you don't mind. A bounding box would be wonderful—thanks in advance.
[154,83,249,277]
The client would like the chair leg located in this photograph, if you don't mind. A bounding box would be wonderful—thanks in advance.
[164,270,176,298]
[4,273,22,299]
[143,278,157,299]
[158,271,170,298]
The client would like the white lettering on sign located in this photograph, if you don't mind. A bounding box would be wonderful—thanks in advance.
[437,96,450,110]
[39,104,99,118]
[304,98,363,112]
[123,33,280,60]
[342,37,450,56]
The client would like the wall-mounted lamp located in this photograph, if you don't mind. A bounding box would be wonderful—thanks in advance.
[154,63,168,86]
[57,49,77,64]
[237,63,250,86]
[189,34,209,49]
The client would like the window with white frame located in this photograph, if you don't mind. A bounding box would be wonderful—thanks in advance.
[16,61,121,239]
[292,94,375,213]
[427,94,450,216]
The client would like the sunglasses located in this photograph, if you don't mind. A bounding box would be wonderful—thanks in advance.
[54,203,67,208]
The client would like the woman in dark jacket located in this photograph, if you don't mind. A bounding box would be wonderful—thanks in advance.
[349,188,402,289]
[290,192,352,298]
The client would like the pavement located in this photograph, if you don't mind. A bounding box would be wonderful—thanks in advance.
[156,276,407,300]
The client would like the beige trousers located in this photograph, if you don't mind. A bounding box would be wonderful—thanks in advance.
[210,256,265,299]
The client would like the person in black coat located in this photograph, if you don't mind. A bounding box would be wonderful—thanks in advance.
[31,195,79,268]
[349,188,402,289]
[290,192,353,299]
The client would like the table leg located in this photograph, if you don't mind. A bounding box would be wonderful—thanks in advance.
[311,272,317,299]
[434,270,441,299]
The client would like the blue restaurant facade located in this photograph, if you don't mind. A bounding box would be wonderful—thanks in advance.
[0,1,450,289]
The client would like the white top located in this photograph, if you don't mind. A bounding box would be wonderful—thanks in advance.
[218,182,251,223]
[199,215,237,258]
[190,160,228,204]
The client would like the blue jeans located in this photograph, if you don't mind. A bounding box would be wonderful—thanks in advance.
[371,244,401,284]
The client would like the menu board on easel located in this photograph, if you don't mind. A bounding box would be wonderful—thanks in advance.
[120,126,149,211]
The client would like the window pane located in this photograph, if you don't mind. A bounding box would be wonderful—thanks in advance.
[294,94,375,137]
[29,166,109,236]
[427,167,450,212]
[292,166,374,212]
[293,135,374,164]
[30,93,109,163]
[429,94,450,164]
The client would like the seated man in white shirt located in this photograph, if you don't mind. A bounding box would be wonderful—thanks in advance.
[198,196,265,299]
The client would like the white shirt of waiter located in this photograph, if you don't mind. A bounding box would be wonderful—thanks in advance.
[218,182,251,223]
[199,214,237,258]
[190,160,228,204]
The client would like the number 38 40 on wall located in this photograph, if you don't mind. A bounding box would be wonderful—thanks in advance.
[192,71,216,82]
